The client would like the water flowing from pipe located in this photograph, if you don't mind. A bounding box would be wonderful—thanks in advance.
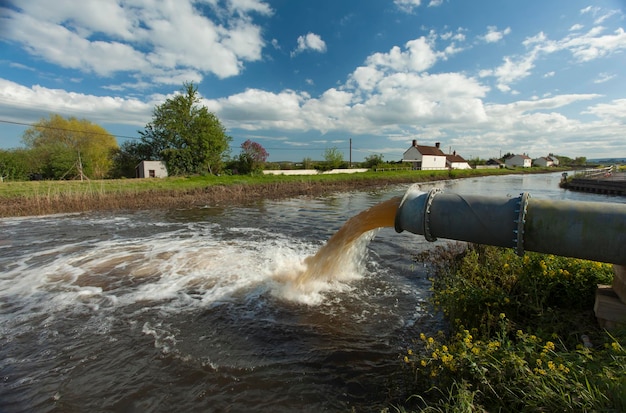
[279,197,402,289]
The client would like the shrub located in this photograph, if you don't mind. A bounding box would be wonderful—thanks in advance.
[400,244,626,412]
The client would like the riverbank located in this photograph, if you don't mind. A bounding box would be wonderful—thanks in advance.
[0,168,558,218]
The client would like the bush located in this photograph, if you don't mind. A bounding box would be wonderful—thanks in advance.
[400,244,626,412]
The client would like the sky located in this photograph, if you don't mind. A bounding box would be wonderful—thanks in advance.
[1,0,626,163]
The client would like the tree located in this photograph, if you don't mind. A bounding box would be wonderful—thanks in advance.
[22,114,118,179]
[236,139,268,174]
[302,157,313,169]
[0,149,30,181]
[110,140,154,178]
[323,147,344,170]
[139,82,231,175]
[363,153,384,169]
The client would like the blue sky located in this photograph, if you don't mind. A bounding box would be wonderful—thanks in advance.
[1,0,625,162]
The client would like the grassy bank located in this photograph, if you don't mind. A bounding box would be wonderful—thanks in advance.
[0,167,543,218]
[400,244,626,412]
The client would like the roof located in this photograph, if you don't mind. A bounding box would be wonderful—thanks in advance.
[404,144,446,156]
[446,153,467,163]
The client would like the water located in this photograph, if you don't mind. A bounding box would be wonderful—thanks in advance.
[1,172,624,412]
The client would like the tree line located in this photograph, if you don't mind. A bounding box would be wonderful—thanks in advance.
[0,83,270,181]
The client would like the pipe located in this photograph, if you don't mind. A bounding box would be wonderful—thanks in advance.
[394,184,626,265]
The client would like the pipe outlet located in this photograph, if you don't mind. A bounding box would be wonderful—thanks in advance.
[395,184,626,265]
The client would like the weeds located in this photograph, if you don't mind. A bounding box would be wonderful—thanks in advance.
[400,244,626,412]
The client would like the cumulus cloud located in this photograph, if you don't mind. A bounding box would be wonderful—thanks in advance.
[394,0,422,13]
[0,78,153,125]
[481,26,512,43]
[291,33,327,57]
[0,0,272,83]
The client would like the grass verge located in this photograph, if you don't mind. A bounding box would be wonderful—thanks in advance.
[0,167,547,217]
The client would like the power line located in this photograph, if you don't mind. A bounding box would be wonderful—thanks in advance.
[0,118,399,156]
[0,118,140,140]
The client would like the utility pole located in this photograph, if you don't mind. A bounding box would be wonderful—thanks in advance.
[349,138,352,168]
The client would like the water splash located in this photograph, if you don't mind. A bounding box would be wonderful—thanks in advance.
[272,197,402,302]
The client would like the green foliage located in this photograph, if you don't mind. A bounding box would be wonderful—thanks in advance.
[401,244,624,412]
[428,245,613,337]
[139,82,231,176]
[363,153,384,169]
[0,149,30,181]
[322,146,344,170]
[404,317,625,412]
[21,114,118,179]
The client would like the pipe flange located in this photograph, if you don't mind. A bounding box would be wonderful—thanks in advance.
[424,188,442,242]
[514,192,530,256]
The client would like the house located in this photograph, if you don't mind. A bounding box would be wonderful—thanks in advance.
[547,154,559,166]
[402,140,447,170]
[486,158,505,168]
[446,151,472,170]
[533,156,554,167]
[504,154,532,168]
[136,160,168,178]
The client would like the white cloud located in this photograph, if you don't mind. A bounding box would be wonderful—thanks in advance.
[365,37,440,73]
[291,33,327,57]
[0,0,272,84]
[394,0,421,13]
[482,25,626,93]
[594,72,616,83]
[0,78,153,125]
[561,27,626,62]
[569,24,584,31]
[428,0,443,6]
[481,26,512,43]
[583,99,626,123]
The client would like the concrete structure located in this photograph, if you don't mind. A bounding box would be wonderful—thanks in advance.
[402,140,447,170]
[263,168,368,176]
[136,160,168,178]
[505,154,532,168]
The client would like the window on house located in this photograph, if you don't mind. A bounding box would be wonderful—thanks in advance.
[149,170,156,178]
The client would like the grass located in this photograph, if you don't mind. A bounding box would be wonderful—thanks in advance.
[0,167,552,217]
[399,244,626,412]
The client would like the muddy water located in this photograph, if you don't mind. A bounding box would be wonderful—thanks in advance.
[1,173,624,412]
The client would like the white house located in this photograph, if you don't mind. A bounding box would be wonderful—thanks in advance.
[446,151,472,170]
[533,157,554,167]
[402,140,447,170]
[136,160,168,178]
[505,154,532,168]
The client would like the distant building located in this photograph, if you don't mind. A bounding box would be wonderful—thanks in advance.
[533,156,554,167]
[486,158,505,168]
[402,140,447,170]
[505,154,532,168]
[136,160,168,178]
[446,151,472,170]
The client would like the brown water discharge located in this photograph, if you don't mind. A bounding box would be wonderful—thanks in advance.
[294,196,402,285]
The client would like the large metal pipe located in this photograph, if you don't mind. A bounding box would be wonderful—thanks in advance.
[394,184,626,265]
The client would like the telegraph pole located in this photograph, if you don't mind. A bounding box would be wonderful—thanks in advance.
[349,138,352,168]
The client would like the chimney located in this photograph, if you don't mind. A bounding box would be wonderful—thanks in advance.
[412,139,417,147]
[453,150,456,156]
[435,142,440,149]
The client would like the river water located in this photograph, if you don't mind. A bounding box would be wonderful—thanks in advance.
[1,173,624,412]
